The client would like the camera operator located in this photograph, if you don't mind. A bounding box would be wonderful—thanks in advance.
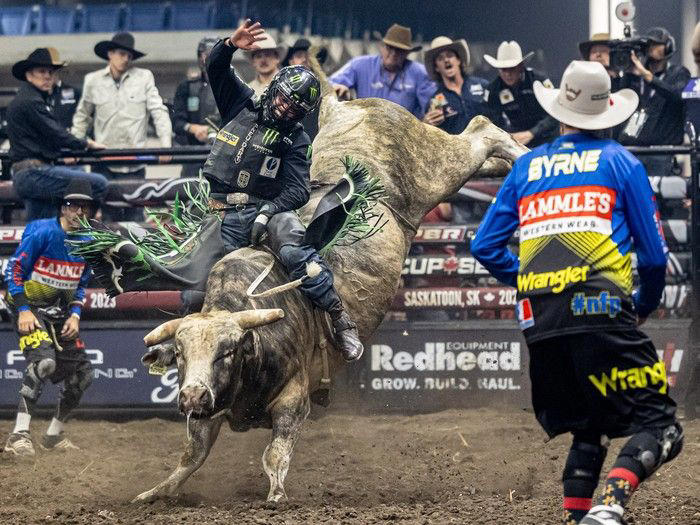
[618,27,690,176]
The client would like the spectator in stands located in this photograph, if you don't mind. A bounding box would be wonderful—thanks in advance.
[330,24,435,119]
[72,32,172,221]
[3,178,96,457]
[618,27,691,177]
[422,36,489,134]
[282,38,329,140]
[7,48,107,221]
[50,72,81,131]
[472,60,681,525]
[246,33,284,98]
[484,40,558,147]
[173,37,220,178]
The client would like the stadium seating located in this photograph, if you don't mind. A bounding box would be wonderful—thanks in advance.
[0,6,35,36]
[170,1,216,31]
[126,3,170,32]
[40,6,80,34]
[80,3,128,33]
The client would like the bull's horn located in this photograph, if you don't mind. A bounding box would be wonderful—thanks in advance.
[143,318,184,346]
[232,309,285,329]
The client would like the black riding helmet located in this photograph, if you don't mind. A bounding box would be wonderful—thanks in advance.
[261,65,322,124]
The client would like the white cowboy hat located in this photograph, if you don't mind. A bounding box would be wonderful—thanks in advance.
[245,32,286,59]
[483,40,534,69]
[424,36,470,81]
[534,60,638,130]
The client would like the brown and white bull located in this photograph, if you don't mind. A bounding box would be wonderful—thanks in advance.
[132,67,527,503]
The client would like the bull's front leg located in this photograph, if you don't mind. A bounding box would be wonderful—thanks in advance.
[262,381,310,502]
[132,416,222,503]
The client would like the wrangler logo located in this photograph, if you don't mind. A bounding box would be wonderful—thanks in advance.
[216,129,239,146]
[517,266,589,293]
[528,150,602,181]
[19,329,51,351]
[589,361,667,396]
[571,291,622,318]
[262,128,280,146]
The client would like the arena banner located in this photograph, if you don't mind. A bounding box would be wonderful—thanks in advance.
[0,320,693,412]
[0,322,178,409]
[392,285,691,313]
[351,320,693,411]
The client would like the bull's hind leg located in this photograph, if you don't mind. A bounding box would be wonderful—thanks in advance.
[132,416,222,503]
[262,381,310,502]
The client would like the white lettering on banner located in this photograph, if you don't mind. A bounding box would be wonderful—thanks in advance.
[151,369,179,403]
[403,290,466,307]
[371,342,520,372]
[30,257,85,290]
[371,377,419,390]
[424,377,470,390]
[656,348,684,373]
[415,226,466,241]
[7,349,103,365]
[401,257,489,276]
[477,377,521,390]
[93,368,137,379]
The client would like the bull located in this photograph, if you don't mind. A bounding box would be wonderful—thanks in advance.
[131,66,527,503]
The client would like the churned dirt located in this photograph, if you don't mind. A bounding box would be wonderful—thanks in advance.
[0,407,698,525]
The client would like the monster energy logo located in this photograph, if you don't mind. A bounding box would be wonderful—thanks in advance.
[262,128,280,146]
[289,73,303,87]
[309,86,318,100]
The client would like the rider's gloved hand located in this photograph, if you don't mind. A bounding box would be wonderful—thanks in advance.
[250,202,278,246]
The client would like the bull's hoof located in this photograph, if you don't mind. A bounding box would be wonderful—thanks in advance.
[132,487,167,504]
[266,489,288,503]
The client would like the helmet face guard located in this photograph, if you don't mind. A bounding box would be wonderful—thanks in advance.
[262,65,321,124]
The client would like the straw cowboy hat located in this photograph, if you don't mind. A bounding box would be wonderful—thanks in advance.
[372,24,422,52]
[484,40,534,69]
[95,32,146,60]
[424,36,470,80]
[533,60,638,130]
[246,32,286,59]
[578,33,614,59]
[12,47,66,81]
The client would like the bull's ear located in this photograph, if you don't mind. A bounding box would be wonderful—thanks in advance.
[239,330,258,360]
[141,343,176,367]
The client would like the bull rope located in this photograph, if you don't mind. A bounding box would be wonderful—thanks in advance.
[246,261,322,298]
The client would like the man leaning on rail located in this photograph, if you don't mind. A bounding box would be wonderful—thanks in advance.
[471,61,682,525]
[6,48,107,221]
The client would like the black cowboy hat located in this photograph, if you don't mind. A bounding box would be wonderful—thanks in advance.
[94,32,146,61]
[282,38,328,67]
[63,178,94,203]
[12,47,66,81]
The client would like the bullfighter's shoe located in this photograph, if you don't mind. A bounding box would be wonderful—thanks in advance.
[580,505,627,525]
[5,431,35,457]
[41,433,80,451]
[329,307,364,362]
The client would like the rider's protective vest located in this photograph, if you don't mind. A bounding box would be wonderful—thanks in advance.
[202,105,303,200]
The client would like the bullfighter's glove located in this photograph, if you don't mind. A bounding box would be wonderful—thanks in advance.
[250,201,278,246]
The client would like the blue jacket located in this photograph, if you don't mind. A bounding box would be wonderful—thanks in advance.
[471,133,668,343]
[5,218,91,316]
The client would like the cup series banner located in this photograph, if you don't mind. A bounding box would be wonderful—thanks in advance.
[0,320,693,413]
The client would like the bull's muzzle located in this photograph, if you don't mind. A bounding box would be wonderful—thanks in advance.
[179,385,214,416]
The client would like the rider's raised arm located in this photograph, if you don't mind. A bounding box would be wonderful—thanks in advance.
[206,39,254,122]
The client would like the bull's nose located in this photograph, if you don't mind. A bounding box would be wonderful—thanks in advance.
[179,386,212,414]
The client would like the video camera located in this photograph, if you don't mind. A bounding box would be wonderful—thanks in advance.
[608,2,649,73]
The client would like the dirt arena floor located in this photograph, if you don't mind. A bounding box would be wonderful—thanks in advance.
[0,407,698,525]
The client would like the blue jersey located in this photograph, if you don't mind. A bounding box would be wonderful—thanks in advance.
[5,218,91,316]
[471,133,668,343]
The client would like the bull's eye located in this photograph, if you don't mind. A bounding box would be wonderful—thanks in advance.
[214,350,235,363]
